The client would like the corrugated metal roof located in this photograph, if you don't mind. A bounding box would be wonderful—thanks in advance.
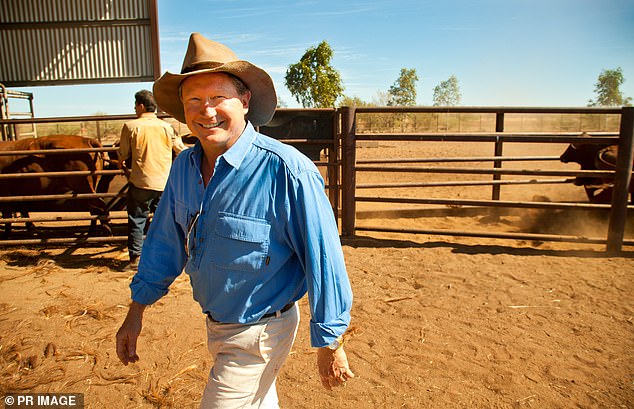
[0,0,160,87]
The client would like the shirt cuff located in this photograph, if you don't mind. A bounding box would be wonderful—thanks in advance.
[309,311,351,348]
[130,275,169,305]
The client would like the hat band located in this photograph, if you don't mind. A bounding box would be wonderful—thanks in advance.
[181,61,226,74]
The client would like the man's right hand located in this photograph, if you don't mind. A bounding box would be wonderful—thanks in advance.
[317,345,355,390]
[115,301,146,365]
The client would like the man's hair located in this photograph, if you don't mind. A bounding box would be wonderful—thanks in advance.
[227,73,250,96]
[135,90,157,112]
[178,72,250,100]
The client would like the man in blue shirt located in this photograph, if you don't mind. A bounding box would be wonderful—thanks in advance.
[115,33,354,408]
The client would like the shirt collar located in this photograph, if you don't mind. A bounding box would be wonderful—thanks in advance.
[188,121,256,171]
[220,122,256,170]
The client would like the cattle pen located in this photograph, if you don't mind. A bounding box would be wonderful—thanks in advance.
[340,106,633,254]
[0,106,632,254]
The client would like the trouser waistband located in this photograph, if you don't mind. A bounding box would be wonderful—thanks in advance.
[206,302,295,323]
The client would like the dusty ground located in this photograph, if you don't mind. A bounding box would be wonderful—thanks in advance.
[1,139,633,408]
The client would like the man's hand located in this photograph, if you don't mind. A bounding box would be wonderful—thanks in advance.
[117,157,131,180]
[317,346,355,390]
[122,165,131,180]
[115,301,146,365]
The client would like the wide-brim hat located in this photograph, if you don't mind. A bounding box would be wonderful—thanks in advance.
[153,33,277,126]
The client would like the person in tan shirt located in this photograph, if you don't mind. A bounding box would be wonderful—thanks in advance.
[119,90,185,270]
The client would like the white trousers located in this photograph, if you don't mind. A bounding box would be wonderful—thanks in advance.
[200,304,300,409]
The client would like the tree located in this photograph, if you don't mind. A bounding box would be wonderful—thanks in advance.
[372,90,390,106]
[432,75,461,106]
[285,41,344,108]
[588,67,632,107]
[387,68,418,106]
[338,95,371,107]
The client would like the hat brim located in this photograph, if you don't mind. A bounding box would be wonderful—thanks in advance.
[153,61,277,126]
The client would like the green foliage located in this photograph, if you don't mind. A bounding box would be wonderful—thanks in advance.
[338,95,372,107]
[387,68,418,106]
[285,41,344,108]
[432,75,461,106]
[588,67,632,107]
[337,91,392,107]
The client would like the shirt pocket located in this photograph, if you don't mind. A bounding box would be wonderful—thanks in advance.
[211,212,271,272]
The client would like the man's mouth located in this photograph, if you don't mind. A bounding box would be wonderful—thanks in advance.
[200,121,222,129]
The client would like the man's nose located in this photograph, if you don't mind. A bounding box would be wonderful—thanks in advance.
[200,101,217,116]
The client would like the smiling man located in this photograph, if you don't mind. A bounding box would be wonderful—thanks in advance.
[115,33,354,408]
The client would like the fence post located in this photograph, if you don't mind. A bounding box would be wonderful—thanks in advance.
[341,106,356,236]
[607,107,634,254]
[96,120,102,142]
[492,112,505,200]
[329,110,339,222]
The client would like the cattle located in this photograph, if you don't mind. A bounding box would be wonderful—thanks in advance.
[260,111,334,161]
[95,142,128,212]
[560,140,633,204]
[0,135,113,237]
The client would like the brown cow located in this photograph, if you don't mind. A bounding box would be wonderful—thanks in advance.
[0,135,112,237]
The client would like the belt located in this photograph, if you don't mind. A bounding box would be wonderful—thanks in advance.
[206,302,295,323]
[261,302,295,319]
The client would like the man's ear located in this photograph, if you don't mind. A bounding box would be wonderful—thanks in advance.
[242,91,252,116]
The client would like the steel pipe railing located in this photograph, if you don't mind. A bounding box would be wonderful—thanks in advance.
[355,226,634,247]
[355,195,624,211]
[357,178,575,189]
[355,166,616,178]
[358,155,563,164]
[0,192,120,202]
[0,170,123,179]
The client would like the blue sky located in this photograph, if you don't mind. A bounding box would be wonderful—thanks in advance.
[17,0,634,117]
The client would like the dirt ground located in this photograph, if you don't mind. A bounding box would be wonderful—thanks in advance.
[1,140,633,408]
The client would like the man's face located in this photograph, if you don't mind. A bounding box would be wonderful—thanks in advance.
[180,72,251,151]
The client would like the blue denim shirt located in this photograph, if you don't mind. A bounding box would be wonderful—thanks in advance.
[130,122,352,347]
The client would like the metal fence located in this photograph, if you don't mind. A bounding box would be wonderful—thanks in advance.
[1,107,633,253]
[339,106,634,254]
[0,109,340,246]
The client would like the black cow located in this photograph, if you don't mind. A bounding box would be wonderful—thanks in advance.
[560,141,632,204]
[260,111,335,161]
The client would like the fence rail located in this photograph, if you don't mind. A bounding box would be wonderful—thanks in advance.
[356,132,619,143]
[358,178,575,189]
[355,226,634,247]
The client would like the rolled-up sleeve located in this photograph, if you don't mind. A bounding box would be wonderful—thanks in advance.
[286,169,353,347]
[130,172,188,305]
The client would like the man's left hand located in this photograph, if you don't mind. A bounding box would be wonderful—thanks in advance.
[317,346,355,390]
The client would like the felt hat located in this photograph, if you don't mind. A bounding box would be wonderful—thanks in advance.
[153,33,276,126]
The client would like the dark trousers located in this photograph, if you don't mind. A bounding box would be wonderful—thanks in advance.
[127,184,162,259]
